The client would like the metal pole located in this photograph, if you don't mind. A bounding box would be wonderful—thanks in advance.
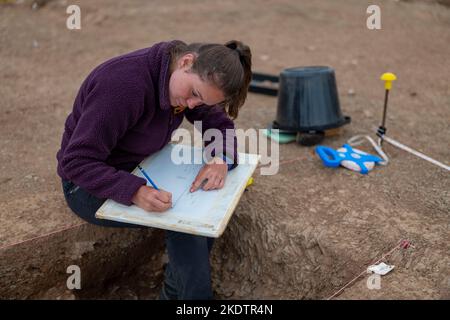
[378,89,389,146]
[381,89,389,129]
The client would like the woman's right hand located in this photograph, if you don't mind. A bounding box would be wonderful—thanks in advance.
[131,185,172,212]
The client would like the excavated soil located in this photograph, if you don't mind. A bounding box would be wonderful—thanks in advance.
[1,0,449,299]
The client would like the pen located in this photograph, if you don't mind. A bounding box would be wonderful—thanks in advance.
[137,165,159,190]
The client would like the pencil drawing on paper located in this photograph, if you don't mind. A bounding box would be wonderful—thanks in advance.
[96,144,260,237]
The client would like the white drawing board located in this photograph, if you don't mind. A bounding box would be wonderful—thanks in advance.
[96,144,260,237]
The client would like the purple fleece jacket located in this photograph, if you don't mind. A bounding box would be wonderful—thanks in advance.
[57,41,237,206]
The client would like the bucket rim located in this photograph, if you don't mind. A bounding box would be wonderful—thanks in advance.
[272,116,351,132]
[282,66,334,75]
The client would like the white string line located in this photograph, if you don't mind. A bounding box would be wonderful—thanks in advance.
[347,135,389,165]
[326,239,404,300]
[381,134,450,171]
[0,222,88,251]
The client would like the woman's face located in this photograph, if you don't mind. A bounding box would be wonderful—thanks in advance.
[169,54,225,109]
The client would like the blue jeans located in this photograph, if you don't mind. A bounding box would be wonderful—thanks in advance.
[61,179,214,299]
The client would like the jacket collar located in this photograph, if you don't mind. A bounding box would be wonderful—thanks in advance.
[157,40,185,111]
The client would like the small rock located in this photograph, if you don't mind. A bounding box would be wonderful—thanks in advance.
[108,285,120,294]
[90,13,108,26]
[388,114,396,120]
[351,59,358,66]
[259,54,269,61]
[32,40,39,48]
[348,88,355,96]
[363,109,373,117]
[122,288,138,300]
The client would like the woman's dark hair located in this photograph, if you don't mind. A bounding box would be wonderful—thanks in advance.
[170,40,252,119]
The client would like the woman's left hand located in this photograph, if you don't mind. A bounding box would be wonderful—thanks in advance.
[190,157,228,192]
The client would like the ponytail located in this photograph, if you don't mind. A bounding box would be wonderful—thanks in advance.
[223,40,252,118]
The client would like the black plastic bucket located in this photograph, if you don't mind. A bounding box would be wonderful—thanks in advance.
[273,66,350,132]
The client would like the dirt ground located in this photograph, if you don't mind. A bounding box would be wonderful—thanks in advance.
[0,0,449,299]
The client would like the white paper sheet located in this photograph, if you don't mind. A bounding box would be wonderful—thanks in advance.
[96,144,260,237]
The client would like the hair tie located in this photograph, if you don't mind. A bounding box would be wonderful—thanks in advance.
[227,42,237,50]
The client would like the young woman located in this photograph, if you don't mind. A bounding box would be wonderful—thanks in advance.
[57,40,252,299]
